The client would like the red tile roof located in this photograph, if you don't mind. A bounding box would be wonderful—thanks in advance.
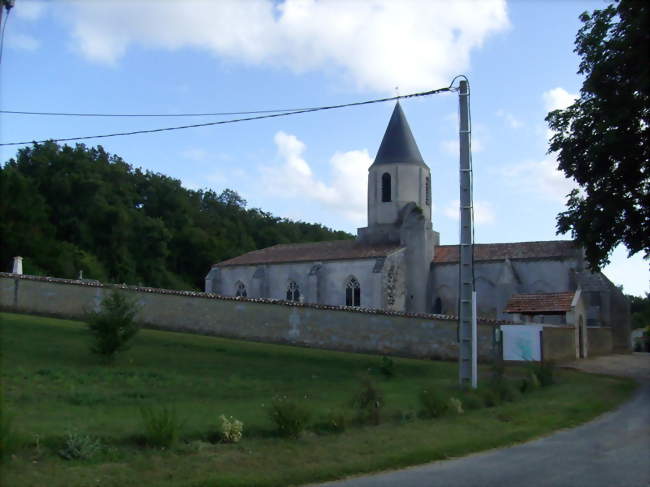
[504,292,575,314]
[215,240,403,267]
[433,240,578,263]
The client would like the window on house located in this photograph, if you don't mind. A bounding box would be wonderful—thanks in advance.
[235,281,247,297]
[346,277,361,307]
[286,281,300,301]
[425,176,431,206]
[381,172,391,202]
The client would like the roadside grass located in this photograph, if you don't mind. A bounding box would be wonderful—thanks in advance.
[0,312,636,487]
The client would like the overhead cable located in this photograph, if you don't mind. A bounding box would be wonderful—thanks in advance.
[0,85,452,147]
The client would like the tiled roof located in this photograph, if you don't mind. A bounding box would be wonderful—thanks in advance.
[433,240,578,263]
[215,240,403,267]
[504,292,575,314]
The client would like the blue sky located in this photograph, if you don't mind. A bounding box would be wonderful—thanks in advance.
[1,0,647,296]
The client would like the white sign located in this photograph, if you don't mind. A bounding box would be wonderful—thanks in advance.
[502,325,542,361]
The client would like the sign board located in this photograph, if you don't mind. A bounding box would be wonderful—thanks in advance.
[502,325,542,361]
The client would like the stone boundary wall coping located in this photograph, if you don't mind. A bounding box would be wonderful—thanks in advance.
[0,272,510,325]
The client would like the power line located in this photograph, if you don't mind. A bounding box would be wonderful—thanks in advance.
[0,86,452,147]
[0,106,326,117]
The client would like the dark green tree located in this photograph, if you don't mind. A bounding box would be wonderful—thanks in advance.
[546,0,649,270]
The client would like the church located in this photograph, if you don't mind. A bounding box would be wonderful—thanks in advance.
[205,103,629,351]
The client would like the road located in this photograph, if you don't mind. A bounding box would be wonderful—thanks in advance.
[309,354,650,487]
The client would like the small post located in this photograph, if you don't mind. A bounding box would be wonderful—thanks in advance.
[12,256,23,275]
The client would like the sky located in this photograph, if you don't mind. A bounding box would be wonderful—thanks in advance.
[1,0,647,296]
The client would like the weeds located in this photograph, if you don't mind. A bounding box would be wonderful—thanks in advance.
[379,356,395,378]
[58,430,102,460]
[215,415,243,443]
[140,406,184,448]
[267,396,311,439]
[352,379,384,425]
[312,410,347,434]
[418,387,449,418]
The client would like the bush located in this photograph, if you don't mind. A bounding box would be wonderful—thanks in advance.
[494,381,520,402]
[352,380,384,425]
[0,411,17,458]
[460,392,484,411]
[312,410,347,435]
[215,415,243,443]
[520,371,541,394]
[85,290,140,360]
[418,387,448,418]
[379,356,395,378]
[140,406,184,448]
[268,396,311,439]
[529,361,556,387]
[58,430,102,460]
[481,388,502,408]
[448,397,464,415]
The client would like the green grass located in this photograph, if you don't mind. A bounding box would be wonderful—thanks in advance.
[0,312,637,487]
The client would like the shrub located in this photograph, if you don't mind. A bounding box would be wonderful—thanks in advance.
[216,415,243,443]
[0,411,17,458]
[528,361,556,387]
[85,290,140,361]
[312,410,347,434]
[140,406,184,448]
[352,380,384,425]
[379,356,395,378]
[495,381,520,402]
[418,387,448,418]
[520,371,541,393]
[268,396,311,439]
[58,430,102,460]
[448,397,464,415]
[461,392,484,411]
[481,388,501,408]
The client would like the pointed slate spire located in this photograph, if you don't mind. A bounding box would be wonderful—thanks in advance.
[372,102,426,167]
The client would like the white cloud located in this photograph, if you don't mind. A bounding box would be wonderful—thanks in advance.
[6,32,40,51]
[262,131,371,223]
[501,158,576,203]
[14,1,47,21]
[543,87,577,112]
[64,0,509,92]
[496,109,522,128]
[444,199,495,225]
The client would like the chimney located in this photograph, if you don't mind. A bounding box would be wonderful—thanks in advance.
[12,256,23,275]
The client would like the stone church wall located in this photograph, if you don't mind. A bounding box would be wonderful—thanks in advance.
[1,273,501,361]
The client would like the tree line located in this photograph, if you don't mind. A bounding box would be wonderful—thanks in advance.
[0,141,351,290]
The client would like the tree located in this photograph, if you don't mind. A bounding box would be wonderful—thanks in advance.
[546,0,649,270]
[85,290,141,361]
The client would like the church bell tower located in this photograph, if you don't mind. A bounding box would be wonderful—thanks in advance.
[357,102,438,313]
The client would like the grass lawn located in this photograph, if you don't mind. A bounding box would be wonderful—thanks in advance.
[0,312,637,487]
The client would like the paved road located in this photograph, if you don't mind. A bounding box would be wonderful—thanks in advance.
[310,354,650,487]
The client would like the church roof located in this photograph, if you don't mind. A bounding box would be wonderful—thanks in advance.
[433,240,579,263]
[371,102,426,167]
[504,292,575,314]
[215,240,403,267]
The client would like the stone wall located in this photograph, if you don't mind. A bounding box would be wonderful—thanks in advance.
[587,327,613,357]
[541,326,577,362]
[0,273,502,361]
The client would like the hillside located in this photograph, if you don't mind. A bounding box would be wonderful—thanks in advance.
[0,141,352,290]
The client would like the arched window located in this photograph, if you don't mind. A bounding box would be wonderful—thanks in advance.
[433,297,442,314]
[235,281,247,297]
[381,172,391,202]
[286,281,300,301]
[346,277,361,307]
[425,176,431,206]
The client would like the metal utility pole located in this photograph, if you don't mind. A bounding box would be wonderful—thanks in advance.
[457,78,477,389]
